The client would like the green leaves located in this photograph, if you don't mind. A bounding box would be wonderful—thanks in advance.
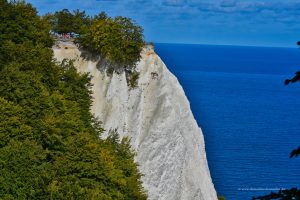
[45,8,92,34]
[0,98,33,148]
[79,15,144,72]
[0,0,53,47]
[0,1,147,199]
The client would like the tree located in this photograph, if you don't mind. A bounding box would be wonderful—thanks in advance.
[0,0,53,47]
[78,15,144,72]
[53,9,74,33]
[45,9,91,34]
[0,1,147,199]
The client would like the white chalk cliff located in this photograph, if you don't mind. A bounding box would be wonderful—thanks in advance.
[53,44,217,200]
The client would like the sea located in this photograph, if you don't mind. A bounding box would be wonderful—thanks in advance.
[155,43,300,200]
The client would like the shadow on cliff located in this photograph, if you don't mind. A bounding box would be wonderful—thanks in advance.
[77,46,140,89]
[78,47,127,75]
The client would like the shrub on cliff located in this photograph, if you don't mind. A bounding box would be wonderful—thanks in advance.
[0,1,147,199]
[78,15,144,71]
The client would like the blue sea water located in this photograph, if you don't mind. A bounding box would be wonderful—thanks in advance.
[155,43,300,200]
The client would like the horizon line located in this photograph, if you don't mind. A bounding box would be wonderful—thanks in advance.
[151,42,298,49]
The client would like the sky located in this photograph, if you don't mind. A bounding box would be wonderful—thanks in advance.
[27,0,300,47]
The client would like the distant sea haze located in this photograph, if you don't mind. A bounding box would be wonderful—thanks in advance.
[155,43,300,200]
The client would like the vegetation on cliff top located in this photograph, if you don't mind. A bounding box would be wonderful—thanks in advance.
[45,9,144,73]
[45,9,91,35]
[45,9,144,88]
[0,0,147,199]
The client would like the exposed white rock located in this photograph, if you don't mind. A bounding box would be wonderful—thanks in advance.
[53,44,217,200]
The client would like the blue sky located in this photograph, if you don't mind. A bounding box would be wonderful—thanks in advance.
[27,0,300,47]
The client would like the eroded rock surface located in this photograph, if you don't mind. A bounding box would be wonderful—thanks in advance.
[53,45,217,200]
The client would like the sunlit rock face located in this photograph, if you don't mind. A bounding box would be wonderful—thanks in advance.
[53,44,217,200]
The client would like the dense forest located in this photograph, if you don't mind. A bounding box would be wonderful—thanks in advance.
[0,0,146,199]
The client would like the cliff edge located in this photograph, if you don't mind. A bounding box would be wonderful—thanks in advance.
[53,44,217,200]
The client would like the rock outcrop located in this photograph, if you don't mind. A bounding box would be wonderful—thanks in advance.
[53,44,217,200]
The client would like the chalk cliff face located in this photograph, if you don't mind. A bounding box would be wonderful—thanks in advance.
[53,44,217,200]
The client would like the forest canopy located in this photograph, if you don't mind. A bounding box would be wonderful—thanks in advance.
[45,9,145,72]
[0,0,147,199]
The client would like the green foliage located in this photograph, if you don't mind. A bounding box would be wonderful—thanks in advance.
[45,9,91,34]
[0,98,32,148]
[0,0,53,47]
[78,15,144,71]
[46,9,144,85]
[0,1,147,199]
[126,71,140,89]
[218,196,226,200]
[53,9,74,33]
